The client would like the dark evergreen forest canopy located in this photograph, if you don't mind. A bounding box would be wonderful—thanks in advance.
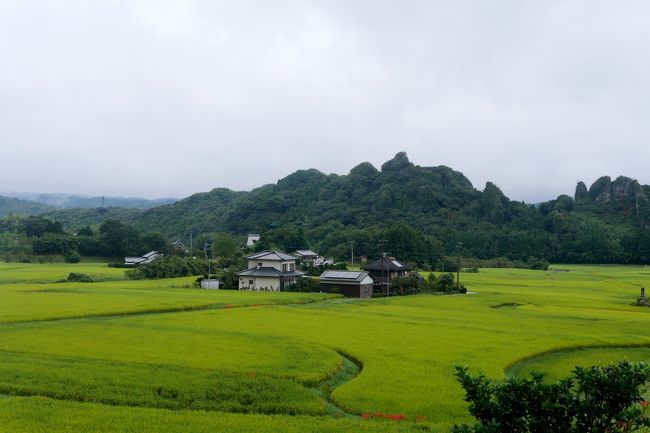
[2,152,650,265]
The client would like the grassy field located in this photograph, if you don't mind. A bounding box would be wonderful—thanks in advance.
[0,262,126,283]
[0,264,648,432]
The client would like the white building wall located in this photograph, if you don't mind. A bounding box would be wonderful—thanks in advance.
[238,276,281,291]
[247,259,296,271]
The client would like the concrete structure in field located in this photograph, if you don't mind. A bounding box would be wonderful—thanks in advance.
[124,251,162,266]
[319,270,374,298]
[236,250,304,291]
[246,234,261,247]
[633,287,649,306]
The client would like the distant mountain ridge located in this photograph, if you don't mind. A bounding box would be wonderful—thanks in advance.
[1,192,177,210]
[0,196,53,217]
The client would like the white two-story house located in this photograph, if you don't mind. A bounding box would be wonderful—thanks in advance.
[236,250,305,291]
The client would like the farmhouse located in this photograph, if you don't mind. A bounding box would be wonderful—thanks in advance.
[292,250,336,266]
[124,251,162,266]
[236,250,305,291]
[293,250,319,264]
[363,256,411,295]
[319,270,374,298]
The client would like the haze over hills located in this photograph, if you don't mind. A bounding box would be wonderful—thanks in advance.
[0,196,53,217]
[0,193,177,211]
[20,152,649,265]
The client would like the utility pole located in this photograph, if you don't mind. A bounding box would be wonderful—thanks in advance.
[456,241,463,291]
[350,241,355,267]
[204,241,213,279]
[378,239,388,296]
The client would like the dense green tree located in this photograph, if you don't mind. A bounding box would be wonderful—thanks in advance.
[22,216,63,237]
[98,220,141,257]
[32,234,77,255]
[77,226,94,236]
[453,361,650,433]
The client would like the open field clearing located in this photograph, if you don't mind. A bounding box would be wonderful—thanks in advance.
[0,262,127,283]
[0,264,648,432]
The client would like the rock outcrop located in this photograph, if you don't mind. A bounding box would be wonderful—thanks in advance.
[574,181,588,201]
[587,176,641,202]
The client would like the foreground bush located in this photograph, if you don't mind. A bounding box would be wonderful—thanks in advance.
[453,360,650,433]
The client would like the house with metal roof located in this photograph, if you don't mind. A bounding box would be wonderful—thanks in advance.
[319,270,374,298]
[236,250,304,291]
[293,250,319,263]
[124,251,162,266]
[363,256,411,295]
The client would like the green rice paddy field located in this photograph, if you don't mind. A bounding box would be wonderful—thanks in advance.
[0,263,649,432]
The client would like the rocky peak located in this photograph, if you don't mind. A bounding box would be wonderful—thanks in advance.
[612,176,641,200]
[574,181,588,200]
[381,152,413,172]
[587,176,640,202]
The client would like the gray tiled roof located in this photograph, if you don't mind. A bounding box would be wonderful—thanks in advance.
[294,250,318,257]
[236,267,306,278]
[236,267,283,277]
[363,257,411,271]
[246,250,297,261]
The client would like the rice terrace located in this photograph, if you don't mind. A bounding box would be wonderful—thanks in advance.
[0,262,648,433]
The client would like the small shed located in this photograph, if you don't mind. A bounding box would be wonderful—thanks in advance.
[200,279,222,290]
[319,270,374,299]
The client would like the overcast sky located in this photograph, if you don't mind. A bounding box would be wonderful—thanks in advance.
[1,1,649,202]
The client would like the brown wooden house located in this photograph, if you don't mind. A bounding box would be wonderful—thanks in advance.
[319,270,374,298]
[363,256,411,295]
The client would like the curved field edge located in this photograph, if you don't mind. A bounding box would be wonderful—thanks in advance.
[0,397,438,433]
[314,350,363,417]
[504,343,650,378]
[0,349,364,418]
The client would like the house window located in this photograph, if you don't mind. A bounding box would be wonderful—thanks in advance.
[249,280,254,285]
[282,263,288,272]
[289,263,295,271]
[257,262,263,267]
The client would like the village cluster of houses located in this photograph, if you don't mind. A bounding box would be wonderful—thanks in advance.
[126,234,411,298]
[235,249,411,298]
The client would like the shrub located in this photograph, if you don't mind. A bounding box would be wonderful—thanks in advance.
[67,273,93,283]
[64,250,82,263]
[453,360,650,433]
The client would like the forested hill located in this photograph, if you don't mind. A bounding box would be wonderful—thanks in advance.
[26,152,650,264]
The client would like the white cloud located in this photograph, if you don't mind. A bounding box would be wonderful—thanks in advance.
[1,0,649,201]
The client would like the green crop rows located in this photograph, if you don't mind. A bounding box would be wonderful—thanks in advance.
[0,263,648,433]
